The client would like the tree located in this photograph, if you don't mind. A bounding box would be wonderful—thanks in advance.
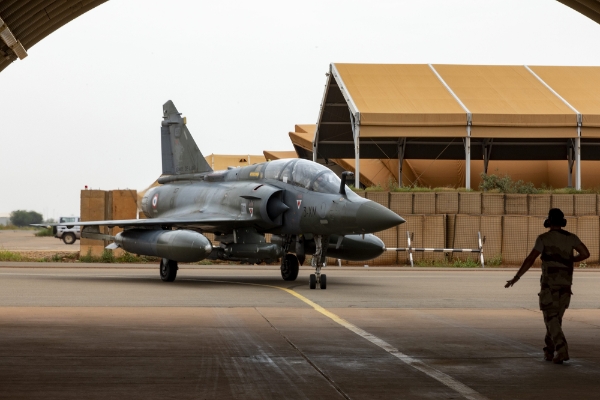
[10,210,43,227]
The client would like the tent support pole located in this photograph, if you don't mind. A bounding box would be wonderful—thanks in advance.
[465,130,471,189]
[350,111,360,188]
[354,129,360,188]
[568,140,574,188]
[398,138,406,187]
[576,128,581,190]
[482,139,492,175]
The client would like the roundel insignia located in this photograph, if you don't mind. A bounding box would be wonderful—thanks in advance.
[152,194,159,208]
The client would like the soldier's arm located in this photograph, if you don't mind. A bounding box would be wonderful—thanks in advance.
[505,249,541,288]
[573,242,590,263]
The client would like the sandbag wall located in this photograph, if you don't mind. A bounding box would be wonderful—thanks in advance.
[352,191,600,266]
[80,189,137,257]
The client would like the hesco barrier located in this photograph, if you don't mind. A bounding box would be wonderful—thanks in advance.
[347,192,600,266]
[80,190,137,257]
[80,191,600,266]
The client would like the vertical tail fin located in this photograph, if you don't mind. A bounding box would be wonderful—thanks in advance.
[161,100,212,175]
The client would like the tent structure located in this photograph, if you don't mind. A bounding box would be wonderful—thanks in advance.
[283,123,600,190]
[313,64,600,189]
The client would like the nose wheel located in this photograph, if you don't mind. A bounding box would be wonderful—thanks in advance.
[309,267,327,290]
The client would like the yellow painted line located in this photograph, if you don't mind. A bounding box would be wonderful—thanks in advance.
[191,278,488,400]
[275,287,488,400]
[0,270,486,399]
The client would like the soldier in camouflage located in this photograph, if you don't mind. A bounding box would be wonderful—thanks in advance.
[505,208,589,364]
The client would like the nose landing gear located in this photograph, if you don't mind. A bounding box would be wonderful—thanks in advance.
[310,235,329,290]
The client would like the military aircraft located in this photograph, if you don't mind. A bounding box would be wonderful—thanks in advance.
[45,101,405,289]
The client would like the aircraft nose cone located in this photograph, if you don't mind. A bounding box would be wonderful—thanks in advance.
[356,201,405,233]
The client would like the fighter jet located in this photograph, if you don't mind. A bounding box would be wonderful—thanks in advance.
[48,101,405,289]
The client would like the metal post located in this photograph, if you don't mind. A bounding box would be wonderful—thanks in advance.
[398,138,406,187]
[407,231,414,268]
[313,136,318,162]
[482,139,492,175]
[576,132,581,190]
[567,140,574,188]
[478,232,485,268]
[465,133,471,189]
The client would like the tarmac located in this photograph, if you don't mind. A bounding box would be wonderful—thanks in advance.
[0,264,600,399]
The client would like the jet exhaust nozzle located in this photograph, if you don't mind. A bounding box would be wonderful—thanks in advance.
[114,229,212,262]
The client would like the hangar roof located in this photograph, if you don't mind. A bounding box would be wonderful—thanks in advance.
[558,0,600,24]
[0,0,108,73]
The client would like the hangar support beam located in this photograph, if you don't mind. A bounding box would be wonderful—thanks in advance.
[0,15,27,60]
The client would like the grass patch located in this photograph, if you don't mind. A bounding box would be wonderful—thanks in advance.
[415,257,481,268]
[365,183,385,192]
[486,255,503,267]
[0,250,24,261]
[78,248,160,263]
[34,227,54,237]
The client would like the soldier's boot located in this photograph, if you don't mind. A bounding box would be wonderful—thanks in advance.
[543,334,554,361]
[553,342,569,364]
[543,347,554,362]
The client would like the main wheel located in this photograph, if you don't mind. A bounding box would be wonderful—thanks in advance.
[62,233,76,245]
[160,258,178,282]
[309,274,316,289]
[281,254,299,281]
[320,274,327,290]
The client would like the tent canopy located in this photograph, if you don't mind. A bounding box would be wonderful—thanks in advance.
[314,63,600,189]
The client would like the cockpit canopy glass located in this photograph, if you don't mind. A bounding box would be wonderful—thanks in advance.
[264,159,354,196]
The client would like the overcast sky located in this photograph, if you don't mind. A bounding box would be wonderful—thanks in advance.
[1,0,599,219]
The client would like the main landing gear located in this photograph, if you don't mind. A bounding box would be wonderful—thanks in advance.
[160,258,178,282]
[280,253,299,281]
[309,235,328,290]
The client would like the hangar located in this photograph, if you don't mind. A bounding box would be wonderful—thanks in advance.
[0,0,107,72]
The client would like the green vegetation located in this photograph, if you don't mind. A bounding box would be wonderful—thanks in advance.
[486,255,503,267]
[79,248,160,263]
[40,253,79,262]
[365,183,385,192]
[415,257,481,268]
[34,227,54,237]
[0,250,24,262]
[9,210,43,227]
[479,173,538,194]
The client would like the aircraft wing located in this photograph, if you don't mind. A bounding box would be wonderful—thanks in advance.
[32,213,254,231]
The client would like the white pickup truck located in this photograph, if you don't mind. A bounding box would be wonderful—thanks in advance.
[53,216,81,245]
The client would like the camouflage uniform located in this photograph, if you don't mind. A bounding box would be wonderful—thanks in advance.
[533,229,581,360]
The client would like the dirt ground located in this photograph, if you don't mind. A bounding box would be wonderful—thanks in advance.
[0,230,79,258]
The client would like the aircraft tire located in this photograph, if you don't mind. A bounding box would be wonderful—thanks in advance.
[281,254,299,281]
[320,274,327,290]
[309,274,316,289]
[160,258,178,282]
[62,233,76,245]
